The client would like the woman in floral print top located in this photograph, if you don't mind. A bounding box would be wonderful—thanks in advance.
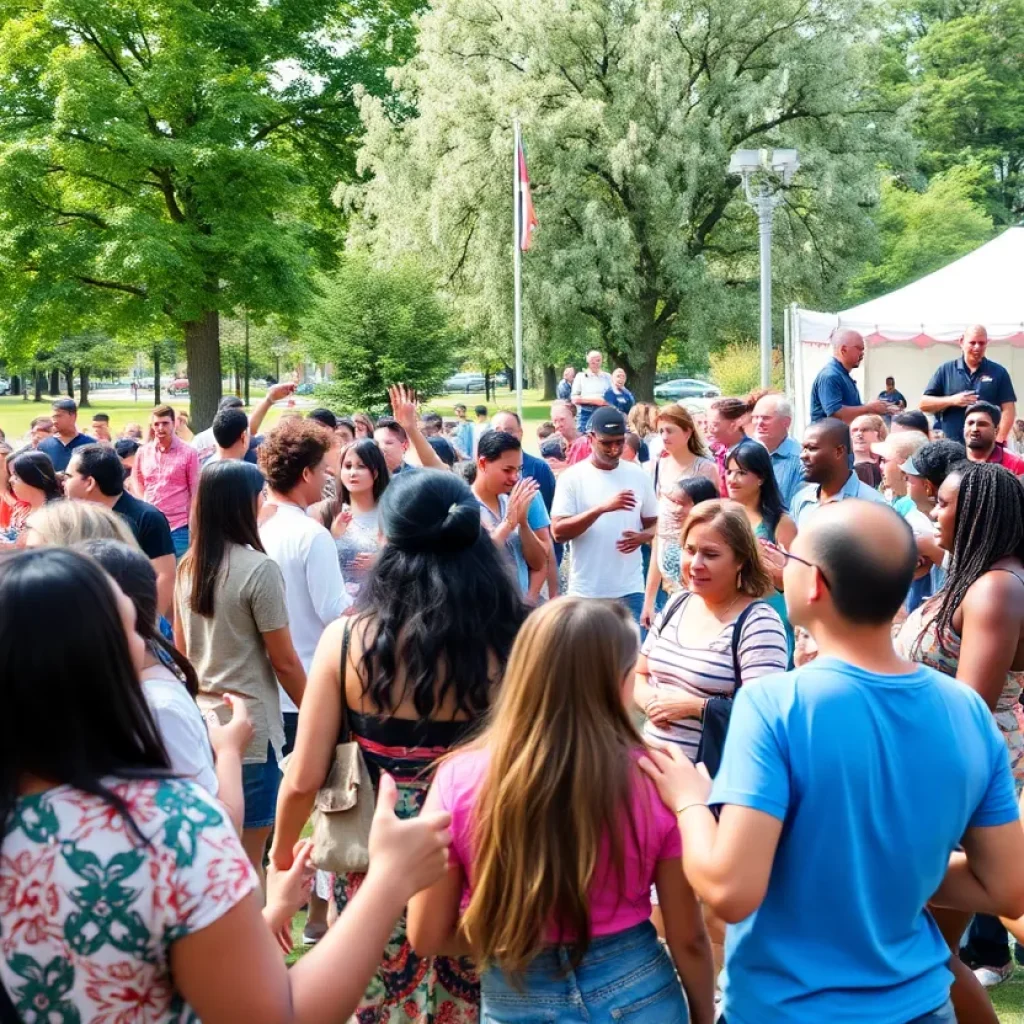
[0,548,455,1024]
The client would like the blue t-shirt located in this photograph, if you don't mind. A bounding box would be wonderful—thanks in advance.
[710,657,1018,1024]
[522,450,556,511]
[923,356,1016,443]
[810,358,862,422]
[604,386,636,416]
[37,432,95,472]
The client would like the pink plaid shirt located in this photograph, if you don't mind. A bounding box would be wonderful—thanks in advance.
[133,434,199,531]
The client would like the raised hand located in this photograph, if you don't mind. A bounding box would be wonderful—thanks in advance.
[331,505,353,539]
[388,384,420,434]
[267,381,297,404]
[505,477,540,527]
[367,773,452,902]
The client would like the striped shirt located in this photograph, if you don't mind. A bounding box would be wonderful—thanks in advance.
[641,593,788,760]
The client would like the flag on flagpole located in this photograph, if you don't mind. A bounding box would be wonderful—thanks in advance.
[517,137,538,252]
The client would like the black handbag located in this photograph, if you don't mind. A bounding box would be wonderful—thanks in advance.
[695,601,761,777]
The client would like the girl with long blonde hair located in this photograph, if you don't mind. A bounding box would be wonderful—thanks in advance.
[408,598,715,1024]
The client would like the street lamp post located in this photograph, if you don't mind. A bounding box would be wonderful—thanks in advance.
[728,148,800,389]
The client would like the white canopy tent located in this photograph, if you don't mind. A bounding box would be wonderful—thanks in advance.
[789,227,1024,434]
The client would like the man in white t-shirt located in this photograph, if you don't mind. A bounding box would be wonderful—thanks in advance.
[551,407,658,624]
[570,350,613,431]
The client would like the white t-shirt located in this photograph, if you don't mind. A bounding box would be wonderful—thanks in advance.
[903,505,934,538]
[141,664,219,796]
[571,370,612,403]
[260,502,351,713]
[551,459,658,598]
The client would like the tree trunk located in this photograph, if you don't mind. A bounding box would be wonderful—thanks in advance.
[153,346,162,406]
[542,364,557,401]
[234,359,241,397]
[183,309,221,431]
[11,375,20,397]
[35,369,45,402]
[79,367,90,408]
[64,366,74,397]
[48,369,60,396]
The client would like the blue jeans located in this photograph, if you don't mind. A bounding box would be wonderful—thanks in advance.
[481,922,686,1023]
[170,525,190,560]
[722,1001,953,1024]
[241,743,280,830]
[618,592,647,640]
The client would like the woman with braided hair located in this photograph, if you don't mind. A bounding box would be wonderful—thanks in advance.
[897,461,1024,1014]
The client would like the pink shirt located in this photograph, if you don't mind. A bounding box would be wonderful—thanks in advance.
[434,747,681,940]
[133,434,199,531]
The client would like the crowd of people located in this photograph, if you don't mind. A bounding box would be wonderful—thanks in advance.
[3,324,1024,1024]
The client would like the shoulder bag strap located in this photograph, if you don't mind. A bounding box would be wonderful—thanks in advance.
[656,590,691,640]
[653,455,661,494]
[339,619,352,744]
[730,601,762,695]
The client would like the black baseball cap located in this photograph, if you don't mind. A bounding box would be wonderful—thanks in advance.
[588,407,627,437]
[115,439,140,458]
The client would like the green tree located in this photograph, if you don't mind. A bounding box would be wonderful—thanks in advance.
[349,0,909,399]
[0,0,417,427]
[302,254,459,412]
[912,0,1024,224]
[847,166,993,303]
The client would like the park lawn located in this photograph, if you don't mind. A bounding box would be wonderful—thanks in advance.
[992,970,1024,1022]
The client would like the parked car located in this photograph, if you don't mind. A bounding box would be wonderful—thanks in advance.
[295,382,314,395]
[166,378,190,395]
[0,379,9,396]
[443,372,486,393]
[653,378,721,401]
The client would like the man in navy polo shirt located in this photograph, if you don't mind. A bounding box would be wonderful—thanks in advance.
[920,325,1016,445]
[37,398,94,472]
[810,329,900,424]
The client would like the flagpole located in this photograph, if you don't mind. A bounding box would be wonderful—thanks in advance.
[512,118,524,423]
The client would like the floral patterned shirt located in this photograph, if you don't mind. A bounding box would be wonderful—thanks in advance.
[1,778,257,1022]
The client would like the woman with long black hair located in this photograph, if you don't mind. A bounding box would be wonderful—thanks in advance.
[79,538,250,833]
[5,449,62,542]
[175,460,306,880]
[272,469,527,1023]
[0,546,457,1023]
[725,440,797,661]
[315,438,391,598]
[897,462,1024,1017]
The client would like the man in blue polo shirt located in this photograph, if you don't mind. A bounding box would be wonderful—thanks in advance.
[920,325,1016,445]
[37,398,94,472]
[790,418,886,527]
[639,499,1024,1024]
[810,329,900,424]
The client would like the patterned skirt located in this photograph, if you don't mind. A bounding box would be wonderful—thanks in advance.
[332,777,480,1024]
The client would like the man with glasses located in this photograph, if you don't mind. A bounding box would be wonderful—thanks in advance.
[790,417,886,528]
[551,407,658,624]
[641,499,1024,1024]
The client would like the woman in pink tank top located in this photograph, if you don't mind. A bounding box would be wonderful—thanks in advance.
[408,598,715,1024]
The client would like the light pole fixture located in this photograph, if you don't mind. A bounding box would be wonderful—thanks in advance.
[728,148,800,389]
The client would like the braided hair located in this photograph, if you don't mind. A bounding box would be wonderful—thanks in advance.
[932,461,1024,657]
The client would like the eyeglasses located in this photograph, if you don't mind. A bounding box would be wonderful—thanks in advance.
[780,549,832,591]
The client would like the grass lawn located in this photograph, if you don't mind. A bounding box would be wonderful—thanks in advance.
[992,969,1024,1022]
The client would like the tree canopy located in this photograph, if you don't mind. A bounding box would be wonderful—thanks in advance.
[0,0,411,426]
[302,254,459,411]
[351,0,910,397]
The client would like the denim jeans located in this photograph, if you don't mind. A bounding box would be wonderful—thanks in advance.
[170,525,190,560]
[965,913,1011,968]
[721,1000,954,1024]
[481,921,687,1023]
[618,592,645,626]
